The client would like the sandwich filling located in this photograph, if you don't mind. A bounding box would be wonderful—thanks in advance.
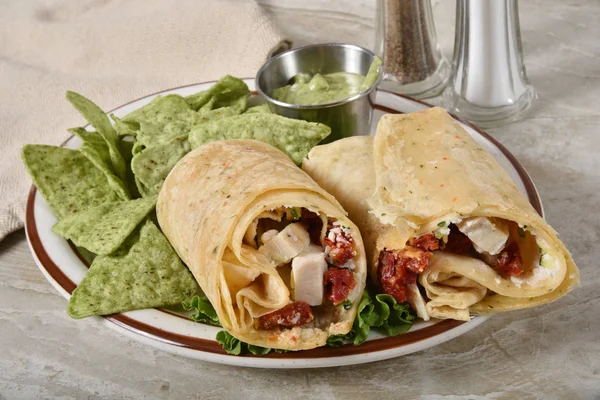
[377,216,557,319]
[243,207,360,331]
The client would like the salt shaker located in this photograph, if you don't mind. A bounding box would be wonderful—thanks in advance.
[443,0,536,128]
[374,0,450,99]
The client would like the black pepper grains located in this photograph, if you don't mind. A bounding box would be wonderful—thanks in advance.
[375,0,450,98]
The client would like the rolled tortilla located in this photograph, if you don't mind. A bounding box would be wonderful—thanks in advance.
[302,107,578,321]
[157,139,366,350]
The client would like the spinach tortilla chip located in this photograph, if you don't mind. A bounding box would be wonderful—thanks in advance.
[117,137,141,198]
[244,103,272,114]
[188,114,331,165]
[199,95,247,114]
[68,127,130,200]
[67,220,199,318]
[52,196,157,255]
[66,91,127,183]
[130,107,238,196]
[135,120,190,150]
[185,75,250,111]
[111,114,139,137]
[131,136,190,196]
[22,145,121,219]
[121,94,205,132]
[134,108,238,150]
[104,80,253,197]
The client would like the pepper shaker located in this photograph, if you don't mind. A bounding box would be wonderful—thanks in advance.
[443,0,536,128]
[374,0,451,99]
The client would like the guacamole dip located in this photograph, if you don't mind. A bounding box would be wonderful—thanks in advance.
[272,56,382,106]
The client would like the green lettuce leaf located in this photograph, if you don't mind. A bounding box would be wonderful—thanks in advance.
[247,344,272,356]
[182,295,221,326]
[325,334,348,347]
[215,330,244,355]
[215,331,272,356]
[327,288,417,347]
[349,291,376,345]
[376,294,416,336]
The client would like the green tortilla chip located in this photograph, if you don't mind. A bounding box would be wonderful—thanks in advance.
[111,114,139,137]
[131,137,190,196]
[52,196,157,255]
[132,137,144,157]
[66,91,127,183]
[75,245,97,266]
[121,94,205,132]
[68,127,130,200]
[129,106,238,196]
[203,95,247,114]
[136,121,190,149]
[117,137,141,198]
[188,114,331,165]
[121,81,251,195]
[118,137,134,164]
[133,176,152,199]
[185,75,250,111]
[197,96,216,112]
[244,103,272,114]
[197,106,239,122]
[67,220,199,318]
[22,145,121,219]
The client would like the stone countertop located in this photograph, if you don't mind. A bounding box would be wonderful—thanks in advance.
[1,1,599,399]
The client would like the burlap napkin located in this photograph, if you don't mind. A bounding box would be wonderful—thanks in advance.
[0,0,290,241]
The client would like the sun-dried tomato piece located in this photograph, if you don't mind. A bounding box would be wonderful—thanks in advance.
[493,242,524,278]
[378,247,431,304]
[257,302,314,330]
[409,233,440,251]
[324,268,356,304]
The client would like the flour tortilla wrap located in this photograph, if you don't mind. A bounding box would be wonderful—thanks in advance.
[157,139,366,350]
[303,107,578,321]
[303,136,426,317]
[303,136,406,272]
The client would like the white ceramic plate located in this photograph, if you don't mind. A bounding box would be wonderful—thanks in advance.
[25,79,543,368]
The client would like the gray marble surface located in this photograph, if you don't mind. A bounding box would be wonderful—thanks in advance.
[1,0,599,399]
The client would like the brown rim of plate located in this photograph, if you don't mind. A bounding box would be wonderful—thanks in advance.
[24,82,543,359]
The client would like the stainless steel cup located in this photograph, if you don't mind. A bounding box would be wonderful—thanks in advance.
[255,43,382,143]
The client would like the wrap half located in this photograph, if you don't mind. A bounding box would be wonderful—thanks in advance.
[157,139,366,350]
[303,107,578,321]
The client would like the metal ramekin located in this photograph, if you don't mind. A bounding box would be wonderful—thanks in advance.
[255,43,383,143]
